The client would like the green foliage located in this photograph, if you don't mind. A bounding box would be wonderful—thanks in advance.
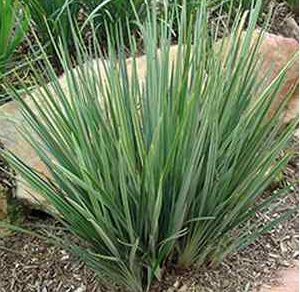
[83,0,224,33]
[22,0,225,55]
[82,0,151,37]
[232,0,259,9]
[221,0,268,14]
[2,1,298,291]
[23,0,80,50]
[286,0,299,12]
[0,0,30,72]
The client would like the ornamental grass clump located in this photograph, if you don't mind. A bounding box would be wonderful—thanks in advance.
[2,1,298,291]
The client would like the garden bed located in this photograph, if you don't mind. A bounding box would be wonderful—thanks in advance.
[0,1,299,292]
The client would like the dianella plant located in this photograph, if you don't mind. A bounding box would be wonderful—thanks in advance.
[2,0,298,291]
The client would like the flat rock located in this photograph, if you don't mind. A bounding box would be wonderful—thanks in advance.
[0,32,298,211]
[0,100,50,209]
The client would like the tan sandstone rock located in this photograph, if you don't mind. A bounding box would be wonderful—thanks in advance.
[257,32,299,124]
[0,32,298,211]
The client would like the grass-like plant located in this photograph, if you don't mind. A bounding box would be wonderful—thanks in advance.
[23,0,80,52]
[83,0,226,34]
[83,0,147,27]
[0,0,30,104]
[2,1,298,291]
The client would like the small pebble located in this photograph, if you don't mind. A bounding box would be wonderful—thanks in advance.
[178,284,189,292]
[173,280,180,288]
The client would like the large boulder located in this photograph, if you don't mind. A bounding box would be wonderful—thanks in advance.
[258,32,298,124]
[0,32,298,211]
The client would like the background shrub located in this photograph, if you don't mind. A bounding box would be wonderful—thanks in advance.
[0,0,29,72]
[23,0,81,51]
[0,0,30,104]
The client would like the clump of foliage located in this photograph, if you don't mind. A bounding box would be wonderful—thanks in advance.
[0,0,29,72]
[2,1,298,291]
[83,0,223,31]
[22,0,224,52]
[221,0,268,17]
[23,0,80,51]
[0,0,30,104]
[82,0,148,28]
